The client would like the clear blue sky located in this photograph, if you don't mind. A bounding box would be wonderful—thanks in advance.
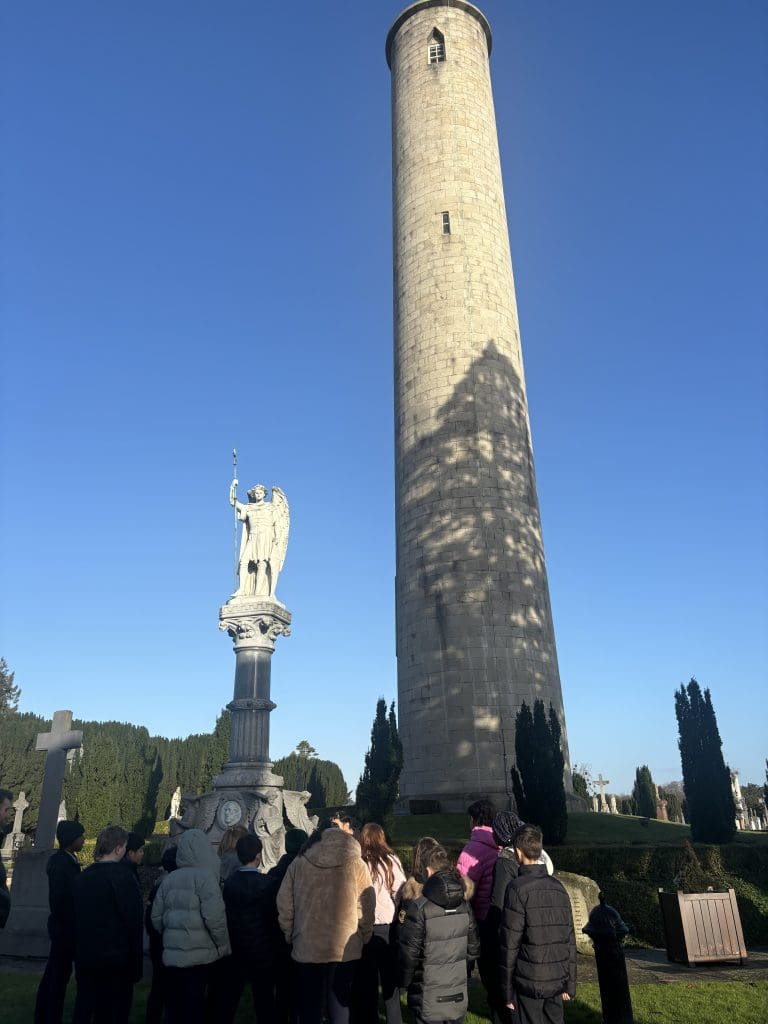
[1,2,766,800]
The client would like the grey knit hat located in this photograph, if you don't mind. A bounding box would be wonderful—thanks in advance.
[492,811,524,847]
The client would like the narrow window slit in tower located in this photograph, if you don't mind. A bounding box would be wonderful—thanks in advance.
[442,211,451,235]
[428,29,446,64]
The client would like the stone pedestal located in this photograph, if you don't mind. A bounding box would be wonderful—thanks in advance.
[0,849,51,957]
[170,595,315,870]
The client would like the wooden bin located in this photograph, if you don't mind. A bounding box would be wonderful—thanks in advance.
[658,888,747,965]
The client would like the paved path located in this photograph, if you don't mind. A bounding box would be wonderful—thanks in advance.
[575,946,768,984]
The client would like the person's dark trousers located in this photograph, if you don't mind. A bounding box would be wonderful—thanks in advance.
[144,947,167,1024]
[352,926,401,1024]
[295,961,357,1024]
[215,955,277,1024]
[165,963,210,1024]
[72,965,134,1024]
[513,993,564,1024]
[412,1016,464,1024]
[274,947,296,1023]
[476,917,505,1024]
[34,937,75,1023]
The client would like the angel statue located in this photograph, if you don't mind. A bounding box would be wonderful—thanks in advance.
[229,480,290,599]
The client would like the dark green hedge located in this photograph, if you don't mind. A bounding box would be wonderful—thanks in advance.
[392,840,768,947]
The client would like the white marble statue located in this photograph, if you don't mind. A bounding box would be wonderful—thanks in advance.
[229,480,290,599]
[169,786,182,820]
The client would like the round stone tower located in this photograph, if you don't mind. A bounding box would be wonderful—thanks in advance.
[387,1,572,812]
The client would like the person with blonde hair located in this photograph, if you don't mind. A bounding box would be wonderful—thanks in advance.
[352,823,406,1023]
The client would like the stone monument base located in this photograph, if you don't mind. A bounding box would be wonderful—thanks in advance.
[170,785,316,872]
[0,848,52,958]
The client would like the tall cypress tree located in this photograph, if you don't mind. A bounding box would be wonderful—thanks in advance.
[510,699,568,845]
[355,698,402,828]
[631,765,657,818]
[675,678,736,843]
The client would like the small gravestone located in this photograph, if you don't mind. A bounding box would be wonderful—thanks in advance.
[609,794,618,815]
[591,794,599,813]
[0,710,83,957]
[556,871,600,956]
[1,790,29,858]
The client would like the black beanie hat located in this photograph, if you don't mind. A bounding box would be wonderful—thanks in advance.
[56,820,85,848]
[284,828,308,856]
[492,811,525,847]
[126,832,145,853]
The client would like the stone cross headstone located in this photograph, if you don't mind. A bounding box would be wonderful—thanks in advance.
[0,710,83,957]
[595,774,610,812]
[34,710,83,851]
[1,791,29,856]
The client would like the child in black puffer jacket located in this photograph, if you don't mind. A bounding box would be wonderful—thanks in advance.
[498,825,576,1024]
[398,845,480,1024]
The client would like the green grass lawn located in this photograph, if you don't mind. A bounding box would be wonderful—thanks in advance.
[3,973,767,1024]
[390,811,768,849]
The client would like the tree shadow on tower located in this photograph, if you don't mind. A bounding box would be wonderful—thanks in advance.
[396,339,568,799]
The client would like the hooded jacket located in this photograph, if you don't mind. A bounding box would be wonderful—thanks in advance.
[498,863,576,1002]
[456,826,499,922]
[151,829,230,968]
[398,868,480,1021]
[276,828,375,963]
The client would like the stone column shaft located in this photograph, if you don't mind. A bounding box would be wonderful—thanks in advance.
[216,598,290,789]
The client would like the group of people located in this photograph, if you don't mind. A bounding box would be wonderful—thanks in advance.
[0,789,576,1024]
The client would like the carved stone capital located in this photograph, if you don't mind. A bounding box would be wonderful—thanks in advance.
[219,598,292,651]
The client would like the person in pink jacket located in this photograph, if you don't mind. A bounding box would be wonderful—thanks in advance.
[456,799,499,923]
[456,799,499,1006]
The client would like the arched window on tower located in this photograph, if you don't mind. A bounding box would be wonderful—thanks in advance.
[428,29,446,65]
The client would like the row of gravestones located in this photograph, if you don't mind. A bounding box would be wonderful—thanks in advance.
[587,793,674,819]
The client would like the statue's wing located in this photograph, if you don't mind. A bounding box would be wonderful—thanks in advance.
[272,487,290,574]
[198,795,217,833]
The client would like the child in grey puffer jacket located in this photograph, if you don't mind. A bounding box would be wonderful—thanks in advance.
[151,829,230,1024]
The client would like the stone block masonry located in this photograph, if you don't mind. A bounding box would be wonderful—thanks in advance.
[387,1,572,811]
